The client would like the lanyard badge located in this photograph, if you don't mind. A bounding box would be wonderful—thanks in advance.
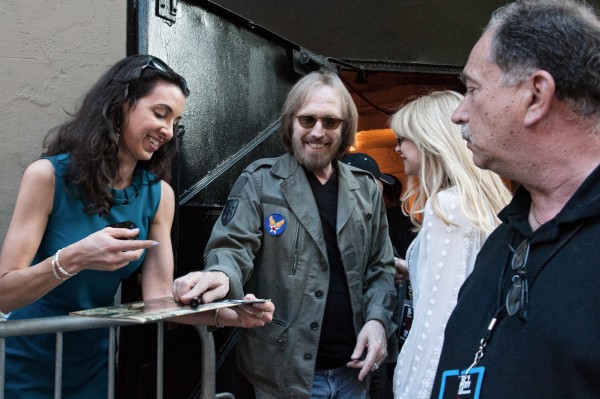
[438,367,485,399]
[438,316,497,399]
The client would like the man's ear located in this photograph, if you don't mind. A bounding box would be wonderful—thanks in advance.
[523,70,555,127]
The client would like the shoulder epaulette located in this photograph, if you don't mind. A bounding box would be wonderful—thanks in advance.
[341,163,375,177]
[244,157,277,173]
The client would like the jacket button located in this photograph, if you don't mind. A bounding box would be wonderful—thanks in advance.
[320,263,327,270]
[315,291,323,299]
[304,353,313,360]
[310,322,319,330]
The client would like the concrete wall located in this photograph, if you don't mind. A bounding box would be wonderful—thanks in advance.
[0,0,126,245]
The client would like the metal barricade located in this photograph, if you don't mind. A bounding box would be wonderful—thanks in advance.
[0,316,221,399]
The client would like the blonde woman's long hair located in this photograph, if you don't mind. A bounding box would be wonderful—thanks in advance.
[390,90,511,233]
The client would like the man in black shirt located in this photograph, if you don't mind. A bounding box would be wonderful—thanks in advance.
[432,1,600,397]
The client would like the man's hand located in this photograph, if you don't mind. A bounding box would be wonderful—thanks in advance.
[346,319,388,381]
[394,257,409,284]
[226,294,275,327]
[172,271,230,304]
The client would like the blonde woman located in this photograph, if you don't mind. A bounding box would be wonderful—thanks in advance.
[391,91,511,399]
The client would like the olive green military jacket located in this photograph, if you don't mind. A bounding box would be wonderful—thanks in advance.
[204,153,396,398]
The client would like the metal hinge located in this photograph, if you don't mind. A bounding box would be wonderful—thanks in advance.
[156,0,178,23]
[292,48,337,75]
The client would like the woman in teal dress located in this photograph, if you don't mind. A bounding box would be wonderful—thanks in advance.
[0,55,274,398]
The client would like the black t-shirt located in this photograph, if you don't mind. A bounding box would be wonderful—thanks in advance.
[305,168,356,370]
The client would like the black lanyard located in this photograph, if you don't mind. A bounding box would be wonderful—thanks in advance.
[462,223,583,376]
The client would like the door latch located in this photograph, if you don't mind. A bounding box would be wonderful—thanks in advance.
[157,0,178,23]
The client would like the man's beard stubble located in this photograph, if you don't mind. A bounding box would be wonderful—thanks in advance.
[292,136,342,172]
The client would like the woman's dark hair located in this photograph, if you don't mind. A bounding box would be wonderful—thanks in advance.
[43,54,190,215]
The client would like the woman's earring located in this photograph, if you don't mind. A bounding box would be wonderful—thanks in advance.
[116,129,120,141]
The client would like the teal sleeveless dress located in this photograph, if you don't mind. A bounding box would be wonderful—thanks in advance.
[5,154,162,398]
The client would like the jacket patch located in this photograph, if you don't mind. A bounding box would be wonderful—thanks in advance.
[265,213,286,236]
[222,199,238,226]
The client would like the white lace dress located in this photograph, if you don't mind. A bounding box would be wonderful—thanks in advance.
[393,187,492,399]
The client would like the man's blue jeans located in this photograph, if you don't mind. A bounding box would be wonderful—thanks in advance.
[254,365,368,399]
[311,366,369,399]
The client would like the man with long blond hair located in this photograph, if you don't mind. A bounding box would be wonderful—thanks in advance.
[174,70,396,398]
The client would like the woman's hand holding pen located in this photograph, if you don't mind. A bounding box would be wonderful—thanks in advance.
[56,227,158,274]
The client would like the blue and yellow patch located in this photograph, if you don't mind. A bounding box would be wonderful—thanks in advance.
[264,213,286,236]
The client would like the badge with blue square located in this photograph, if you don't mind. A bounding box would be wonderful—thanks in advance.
[438,367,484,399]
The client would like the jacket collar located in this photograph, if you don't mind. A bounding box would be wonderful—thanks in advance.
[270,152,301,179]
[336,160,361,232]
[275,153,327,258]
[269,153,361,189]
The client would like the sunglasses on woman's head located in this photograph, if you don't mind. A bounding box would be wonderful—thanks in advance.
[130,57,169,85]
[141,57,168,73]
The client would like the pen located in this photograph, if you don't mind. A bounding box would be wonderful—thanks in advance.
[190,297,199,309]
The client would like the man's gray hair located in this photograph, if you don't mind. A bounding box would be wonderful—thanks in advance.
[486,0,600,117]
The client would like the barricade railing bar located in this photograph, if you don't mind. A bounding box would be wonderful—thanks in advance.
[0,316,222,399]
